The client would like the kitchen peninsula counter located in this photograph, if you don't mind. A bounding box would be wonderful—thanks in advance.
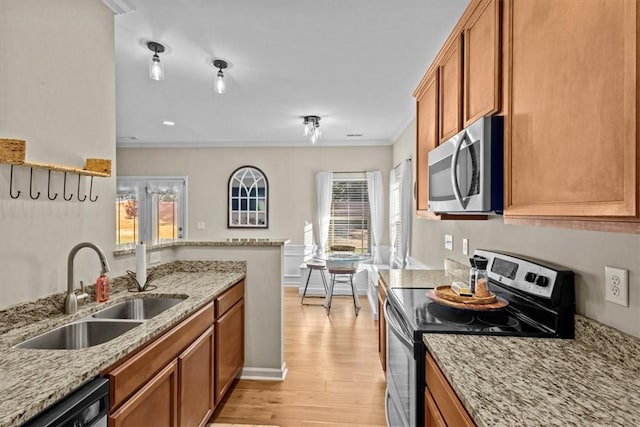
[0,261,245,427]
[423,316,640,426]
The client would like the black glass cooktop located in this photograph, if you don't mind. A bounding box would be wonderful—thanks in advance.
[388,287,550,337]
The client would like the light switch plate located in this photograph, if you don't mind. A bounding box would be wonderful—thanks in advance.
[462,238,469,255]
[605,266,629,307]
[444,234,453,251]
[196,221,205,230]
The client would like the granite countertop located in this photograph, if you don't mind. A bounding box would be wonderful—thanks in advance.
[113,238,290,256]
[378,259,469,291]
[0,260,246,427]
[423,316,640,426]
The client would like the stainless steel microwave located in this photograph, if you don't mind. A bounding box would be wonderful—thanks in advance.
[428,116,503,213]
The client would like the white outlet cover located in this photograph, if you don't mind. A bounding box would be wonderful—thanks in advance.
[462,238,469,255]
[444,234,453,251]
[196,221,205,230]
[605,266,629,307]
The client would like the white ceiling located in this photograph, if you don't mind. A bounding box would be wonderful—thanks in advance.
[114,0,469,148]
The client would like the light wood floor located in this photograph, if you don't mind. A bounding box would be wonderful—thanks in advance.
[212,287,387,427]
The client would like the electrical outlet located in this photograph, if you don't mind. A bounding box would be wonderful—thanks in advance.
[149,252,161,265]
[444,234,453,251]
[462,238,469,255]
[605,266,629,307]
[196,221,205,230]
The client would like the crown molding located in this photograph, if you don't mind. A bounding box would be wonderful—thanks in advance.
[102,0,135,15]
[116,138,394,149]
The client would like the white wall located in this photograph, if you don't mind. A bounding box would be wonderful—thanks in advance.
[116,146,393,245]
[0,0,117,308]
[393,118,640,338]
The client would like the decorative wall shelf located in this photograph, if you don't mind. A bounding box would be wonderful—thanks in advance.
[1,138,111,202]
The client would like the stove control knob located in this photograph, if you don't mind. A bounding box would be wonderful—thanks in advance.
[536,275,549,287]
[525,272,537,283]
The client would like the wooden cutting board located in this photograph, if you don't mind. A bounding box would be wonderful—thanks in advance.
[428,288,509,311]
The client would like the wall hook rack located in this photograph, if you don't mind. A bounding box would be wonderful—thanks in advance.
[47,170,58,200]
[88,176,98,202]
[29,168,41,200]
[63,172,73,201]
[9,164,21,199]
[77,175,87,202]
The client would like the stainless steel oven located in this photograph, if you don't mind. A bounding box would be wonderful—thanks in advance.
[428,116,503,214]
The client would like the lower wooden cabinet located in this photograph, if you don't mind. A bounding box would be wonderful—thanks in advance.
[105,279,245,427]
[179,326,215,427]
[215,297,244,402]
[425,353,475,427]
[110,360,179,427]
[377,280,387,374]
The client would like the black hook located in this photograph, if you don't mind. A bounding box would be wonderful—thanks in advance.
[77,175,87,202]
[47,170,58,200]
[88,176,98,202]
[9,165,21,199]
[63,172,73,201]
[29,168,41,200]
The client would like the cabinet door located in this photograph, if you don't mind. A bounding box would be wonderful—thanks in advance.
[215,299,244,402]
[463,0,500,126]
[416,69,439,212]
[377,282,387,373]
[110,360,178,427]
[506,0,638,218]
[438,35,463,142]
[425,390,446,427]
[178,326,215,427]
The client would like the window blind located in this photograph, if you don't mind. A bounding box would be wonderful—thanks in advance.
[328,176,370,252]
[390,167,402,263]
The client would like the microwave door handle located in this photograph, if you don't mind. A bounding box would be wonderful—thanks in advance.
[450,132,468,209]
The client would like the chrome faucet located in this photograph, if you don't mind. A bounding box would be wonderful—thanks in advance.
[64,242,111,314]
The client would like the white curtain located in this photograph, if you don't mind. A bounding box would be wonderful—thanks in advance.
[366,171,384,264]
[388,170,398,267]
[314,171,333,256]
[399,159,412,268]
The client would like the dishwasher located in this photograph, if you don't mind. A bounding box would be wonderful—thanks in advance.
[21,377,109,427]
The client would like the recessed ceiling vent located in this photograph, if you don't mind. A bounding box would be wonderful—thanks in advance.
[347,134,363,137]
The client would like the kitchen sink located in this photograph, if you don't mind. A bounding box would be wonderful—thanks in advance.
[15,320,143,350]
[92,298,184,320]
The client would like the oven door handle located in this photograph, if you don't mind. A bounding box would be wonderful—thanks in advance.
[450,131,468,209]
[383,298,413,349]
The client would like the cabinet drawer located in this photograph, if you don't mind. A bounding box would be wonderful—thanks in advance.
[215,280,244,318]
[426,353,475,427]
[106,301,214,410]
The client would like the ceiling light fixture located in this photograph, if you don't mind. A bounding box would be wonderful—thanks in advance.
[147,41,165,81]
[162,120,175,126]
[303,116,322,144]
[213,60,228,94]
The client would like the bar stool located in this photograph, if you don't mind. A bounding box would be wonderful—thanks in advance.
[325,264,361,316]
[301,261,329,305]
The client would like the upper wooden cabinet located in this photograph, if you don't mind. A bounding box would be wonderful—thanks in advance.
[416,69,439,212]
[463,0,501,125]
[504,0,638,220]
[438,36,463,142]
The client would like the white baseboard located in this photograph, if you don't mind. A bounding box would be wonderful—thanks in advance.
[240,362,288,381]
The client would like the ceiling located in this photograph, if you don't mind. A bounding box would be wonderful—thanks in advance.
[114,0,469,148]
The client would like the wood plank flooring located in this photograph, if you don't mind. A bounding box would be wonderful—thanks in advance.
[212,287,387,427]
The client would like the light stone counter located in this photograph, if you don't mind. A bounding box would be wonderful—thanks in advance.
[423,316,640,427]
[0,260,246,427]
[113,238,290,256]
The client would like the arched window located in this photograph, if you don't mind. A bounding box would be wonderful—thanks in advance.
[228,166,268,228]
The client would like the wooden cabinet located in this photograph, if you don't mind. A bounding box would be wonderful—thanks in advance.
[377,280,387,374]
[178,326,215,427]
[215,282,245,403]
[463,0,501,125]
[416,70,439,212]
[438,36,463,142]
[425,353,475,427]
[504,0,639,223]
[105,279,245,427]
[110,360,179,427]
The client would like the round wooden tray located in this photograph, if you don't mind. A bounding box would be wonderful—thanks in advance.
[429,286,509,311]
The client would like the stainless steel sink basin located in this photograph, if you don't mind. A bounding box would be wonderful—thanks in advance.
[15,320,143,350]
[92,298,184,320]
